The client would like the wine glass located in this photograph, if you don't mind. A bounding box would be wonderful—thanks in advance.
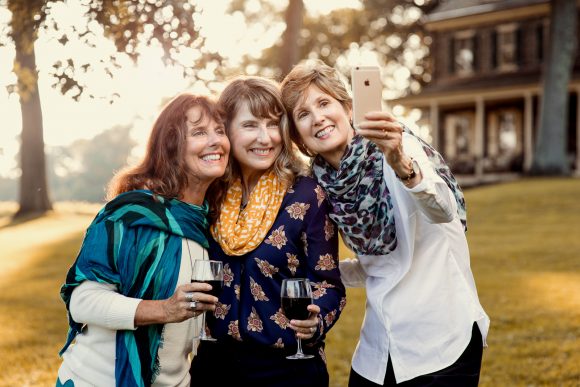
[281,278,314,360]
[191,259,223,341]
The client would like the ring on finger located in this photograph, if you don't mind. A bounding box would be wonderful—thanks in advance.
[185,292,194,301]
[310,327,316,334]
[189,301,197,310]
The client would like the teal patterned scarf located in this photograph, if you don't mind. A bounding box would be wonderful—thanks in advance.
[313,125,466,256]
[59,190,209,387]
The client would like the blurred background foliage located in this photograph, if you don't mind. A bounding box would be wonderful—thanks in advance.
[2,0,439,206]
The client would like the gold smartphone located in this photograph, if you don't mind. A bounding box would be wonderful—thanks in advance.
[351,66,383,129]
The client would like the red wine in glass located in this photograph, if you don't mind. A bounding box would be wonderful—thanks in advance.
[281,297,311,320]
[191,259,223,341]
[280,278,314,360]
[195,279,223,298]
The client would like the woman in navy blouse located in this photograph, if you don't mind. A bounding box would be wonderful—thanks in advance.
[189,76,345,386]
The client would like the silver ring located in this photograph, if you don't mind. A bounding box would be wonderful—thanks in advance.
[185,292,194,301]
[189,301,197,310]
[310,327,316,334]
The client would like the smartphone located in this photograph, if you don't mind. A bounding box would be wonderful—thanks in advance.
[351,66,383,129]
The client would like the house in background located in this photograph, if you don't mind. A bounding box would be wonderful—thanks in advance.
[391,0,580,182]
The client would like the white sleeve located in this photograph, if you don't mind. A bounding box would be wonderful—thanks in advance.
[339,258,367,288]
[69,280,142,331]
[397,133,457,224]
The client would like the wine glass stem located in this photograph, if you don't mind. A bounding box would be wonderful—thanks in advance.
[296,337,304,356]
[200,311,207,338]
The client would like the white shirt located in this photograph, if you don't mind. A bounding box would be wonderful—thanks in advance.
[58,238,204,387]
[340,133,490,384]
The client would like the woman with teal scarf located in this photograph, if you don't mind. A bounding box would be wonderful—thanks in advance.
[56,94,230,387]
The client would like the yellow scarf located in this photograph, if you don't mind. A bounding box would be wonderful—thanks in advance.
[212,171,286,256]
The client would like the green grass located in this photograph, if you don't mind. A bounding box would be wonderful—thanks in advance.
[0,178,579,386]
[325,178,580,386]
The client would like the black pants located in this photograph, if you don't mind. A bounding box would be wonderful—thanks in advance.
[349,323,483,387]
[190,339,329,387]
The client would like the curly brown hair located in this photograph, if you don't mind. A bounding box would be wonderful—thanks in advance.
[106,93,223,201]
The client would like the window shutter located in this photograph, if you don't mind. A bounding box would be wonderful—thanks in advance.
[449,36,455,74]
[472,35,478,71]
[491,30,498,69]
[516,27,523,66]
[536,23,544,62]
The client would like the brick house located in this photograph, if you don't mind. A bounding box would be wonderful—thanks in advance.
[391,0,579,179]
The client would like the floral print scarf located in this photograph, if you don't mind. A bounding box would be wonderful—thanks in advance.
[312,126,466,256]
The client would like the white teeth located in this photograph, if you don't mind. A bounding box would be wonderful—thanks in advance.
[316,126,333,138]
[202,154,221,161]
[252,149,270,155]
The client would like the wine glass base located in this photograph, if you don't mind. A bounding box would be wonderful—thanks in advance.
[286,353,314,360]
[200,336,217,342]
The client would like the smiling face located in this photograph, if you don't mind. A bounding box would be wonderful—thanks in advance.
[228,100,282,180]
[184,105,230,184]
[292,84,353,164]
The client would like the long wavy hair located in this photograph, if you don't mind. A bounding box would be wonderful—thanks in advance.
[280,59,353,157]
[106,93,223,200]
[208,76,306,220]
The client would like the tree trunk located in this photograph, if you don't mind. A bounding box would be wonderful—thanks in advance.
[13,21,52,216]
[531,0,577,175]
[279,0,304,78]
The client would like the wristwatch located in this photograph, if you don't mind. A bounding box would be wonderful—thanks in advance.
[396,158,418,186]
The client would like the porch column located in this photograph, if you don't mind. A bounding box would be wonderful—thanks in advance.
[430,100,440,150]
[475,96,485,178]
[524,92,534,172]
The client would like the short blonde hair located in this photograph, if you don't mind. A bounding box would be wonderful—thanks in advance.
[280,59,352,157]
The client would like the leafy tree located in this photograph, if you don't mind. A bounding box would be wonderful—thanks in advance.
[237,0,438,95]
[0,176,17,201]
[279,0,304,76]
[48,124,136,202]
[0,124,135,202]
[531,0,577,175]
[3,0,221,217]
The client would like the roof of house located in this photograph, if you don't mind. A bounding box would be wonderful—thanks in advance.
[390,67,580,106]
[425,0,548,23]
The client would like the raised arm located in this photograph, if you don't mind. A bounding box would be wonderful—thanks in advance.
[357,111,457,224]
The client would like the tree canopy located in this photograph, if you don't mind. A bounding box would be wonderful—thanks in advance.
[4,0,223,215]
[236,0,438,98]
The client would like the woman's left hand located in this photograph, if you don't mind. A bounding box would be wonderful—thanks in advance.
[289,304,321,340]
[357,111,404,165]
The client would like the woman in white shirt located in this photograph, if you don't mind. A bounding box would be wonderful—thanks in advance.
[56,94,229,387]
[280,60,489,386]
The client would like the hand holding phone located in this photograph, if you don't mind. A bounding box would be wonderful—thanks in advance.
[351,66,383,130]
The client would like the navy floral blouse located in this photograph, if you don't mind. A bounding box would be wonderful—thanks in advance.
[206,176,346,350]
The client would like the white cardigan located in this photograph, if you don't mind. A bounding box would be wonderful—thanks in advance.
[340,133,490,384]
[57,239,203,387]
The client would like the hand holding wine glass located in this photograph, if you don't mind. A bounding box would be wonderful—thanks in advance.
[288,304,320,340]
[163,282,216,322]
[281,278,317,360]
[191,260,224,341]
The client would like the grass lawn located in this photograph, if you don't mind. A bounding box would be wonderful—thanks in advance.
[0,178,579,386]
